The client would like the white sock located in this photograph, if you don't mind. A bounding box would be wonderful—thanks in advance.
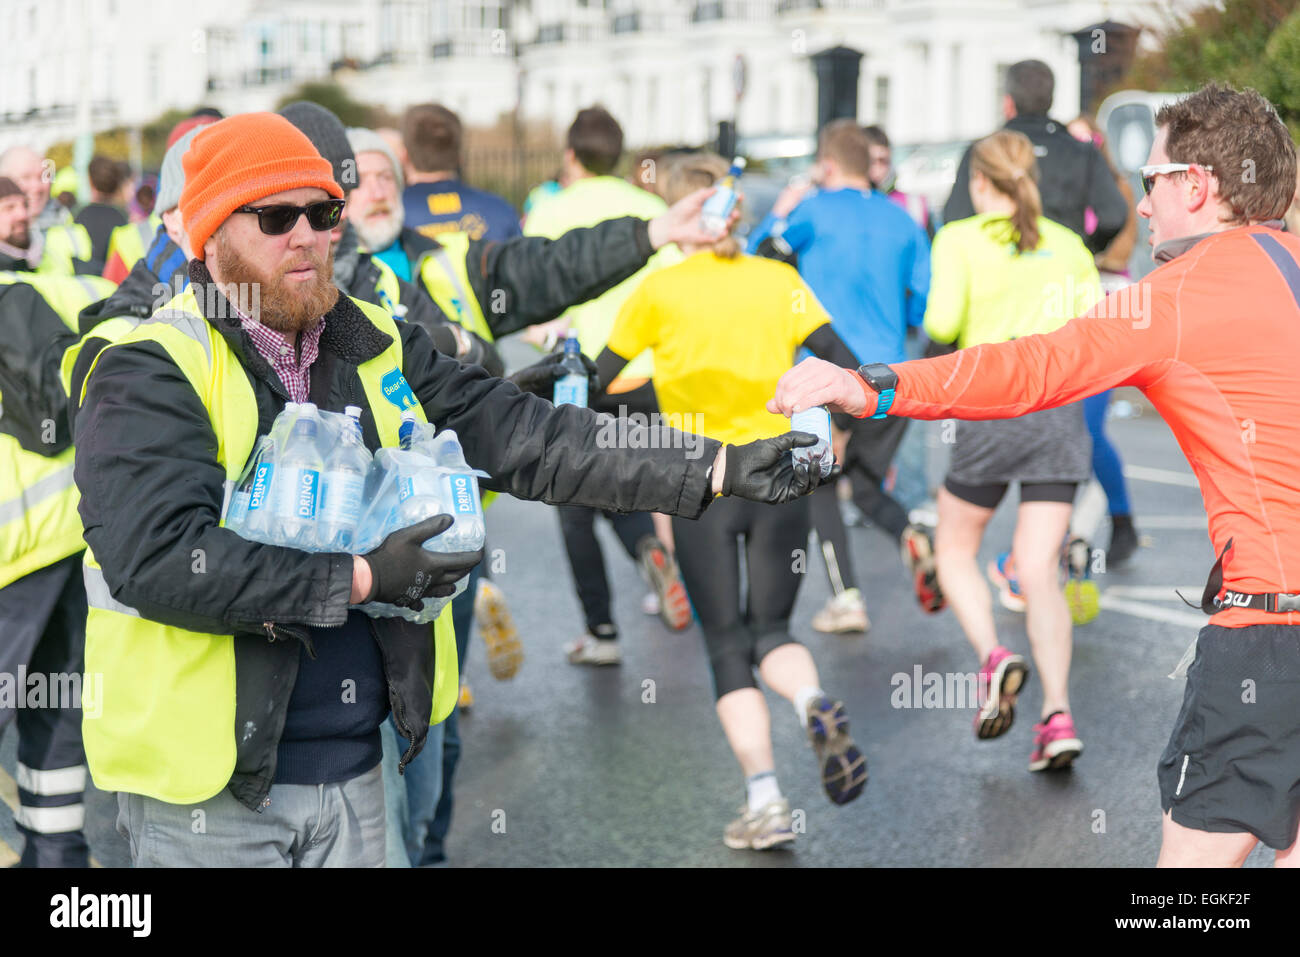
[745,770,782,812]
[793,686,825,727]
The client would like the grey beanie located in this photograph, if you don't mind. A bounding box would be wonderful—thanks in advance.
[156,126,205,212]
[279,101,357,193]
[346,127,404,193]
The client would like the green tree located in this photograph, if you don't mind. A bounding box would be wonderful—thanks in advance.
[1122,0,1300,135]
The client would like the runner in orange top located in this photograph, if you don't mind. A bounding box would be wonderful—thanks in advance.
[771,84,1300,868]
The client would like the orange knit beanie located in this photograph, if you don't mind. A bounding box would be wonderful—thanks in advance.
[180,113,343,261]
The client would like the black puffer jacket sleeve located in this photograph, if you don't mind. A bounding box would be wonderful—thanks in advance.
[398,321,718,518]
[73,340,354,635]
[465,216,656,338]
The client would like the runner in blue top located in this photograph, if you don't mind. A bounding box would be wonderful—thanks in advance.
[749,120,939,630]
[401,103,521,242]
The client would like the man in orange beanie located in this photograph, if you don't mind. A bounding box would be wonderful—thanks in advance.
[71,111,833,867]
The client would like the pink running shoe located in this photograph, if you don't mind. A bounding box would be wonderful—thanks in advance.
[1029,712,1083,771]
[973,646,1030,740]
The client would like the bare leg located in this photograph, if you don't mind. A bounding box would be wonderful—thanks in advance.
[934,485,999,662]
[715,688,775,778]
[757,642,821,702]
[1157,809,1257,867]
[652,513,675,554]
[1274,823,1300,867]
[1012,501,1073,718]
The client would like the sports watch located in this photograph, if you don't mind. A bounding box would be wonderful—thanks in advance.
[856,363,898,419]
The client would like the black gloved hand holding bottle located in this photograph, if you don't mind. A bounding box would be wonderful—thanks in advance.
[720,432,840,505]
[361,515,485,609]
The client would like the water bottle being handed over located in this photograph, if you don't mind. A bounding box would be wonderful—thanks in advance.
[699,156,746,236]
[552,331,589,408]
[789,406,834,478]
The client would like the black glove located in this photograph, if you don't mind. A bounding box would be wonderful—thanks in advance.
[362,515,485,609]
[507,350,600,399]
[720,432,839,505]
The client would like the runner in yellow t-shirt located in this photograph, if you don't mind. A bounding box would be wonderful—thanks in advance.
[595,153,867,851]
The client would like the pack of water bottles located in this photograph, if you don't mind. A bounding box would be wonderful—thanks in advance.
[223,402,487,623]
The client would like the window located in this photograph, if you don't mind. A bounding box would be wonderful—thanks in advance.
[875,75,889,126]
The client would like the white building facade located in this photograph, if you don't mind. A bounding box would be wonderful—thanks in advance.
[1,0,1201,153]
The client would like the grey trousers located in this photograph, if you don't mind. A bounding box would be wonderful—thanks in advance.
[116,762,386,867]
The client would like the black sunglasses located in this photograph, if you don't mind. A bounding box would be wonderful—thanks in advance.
[235,199,345,235]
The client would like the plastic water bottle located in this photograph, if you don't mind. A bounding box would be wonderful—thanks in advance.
[433,431,485,553]
[553,332,588,407]
[319,406,370,551]
[270,405,325,547]
[790,406,833,477]
[700,157,746,235]
[398,408,418,450]
[225,437,272,534]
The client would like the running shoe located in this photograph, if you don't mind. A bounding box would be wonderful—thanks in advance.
[804,695,867,805]
[986,551,1026,613]
[475,579,524,681]
[458,681,474,712]
[811,588,871,634]
[723,798,797,851]
[1028,711,1084,771]
[564,634,622,666]
[638,539,693,632]
[974,646,1030,740]
[1063,536,1100,625]
[900,523,946,613]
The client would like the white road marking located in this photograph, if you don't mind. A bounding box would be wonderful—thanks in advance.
[1098,594,1208,630]
[1124,464,1199,488]
[1136,515,1208,529]
[1103,585,1205,602]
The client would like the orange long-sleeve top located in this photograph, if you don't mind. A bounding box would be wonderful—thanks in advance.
[877,223,1300,628]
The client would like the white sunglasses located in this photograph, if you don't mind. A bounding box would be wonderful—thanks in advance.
[1138,163,1215,196]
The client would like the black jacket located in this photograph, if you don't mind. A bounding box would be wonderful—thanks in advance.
[416,219,660,340]
[73,249,717,811]
[942,114,1129,254]
[334,231,507,377]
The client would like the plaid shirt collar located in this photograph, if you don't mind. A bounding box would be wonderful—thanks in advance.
[235,308,324,404]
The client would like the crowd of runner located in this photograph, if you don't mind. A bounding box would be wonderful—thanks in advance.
[2,55,1298,868]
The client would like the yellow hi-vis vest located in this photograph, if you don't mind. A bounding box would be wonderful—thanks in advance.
[105,215,162,274]
[75,288,458,805]
[36,222,95,276]
[415,232,493,343]
[0,272,114,590]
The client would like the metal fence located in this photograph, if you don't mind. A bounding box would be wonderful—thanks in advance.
[459,146,567,213]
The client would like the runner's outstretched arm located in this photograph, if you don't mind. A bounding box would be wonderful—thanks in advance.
[771,292,1174,421]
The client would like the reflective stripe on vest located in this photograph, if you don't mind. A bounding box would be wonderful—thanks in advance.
[416,233,493,342]
[36,222,93,276]
[61,315,144,402]
[0,272,109,589]
[78,289,458,804]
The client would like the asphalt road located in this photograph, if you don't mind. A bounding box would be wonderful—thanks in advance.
[2,389,1276,867]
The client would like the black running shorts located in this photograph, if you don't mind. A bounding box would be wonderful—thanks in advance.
[1158,623,1300,850]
